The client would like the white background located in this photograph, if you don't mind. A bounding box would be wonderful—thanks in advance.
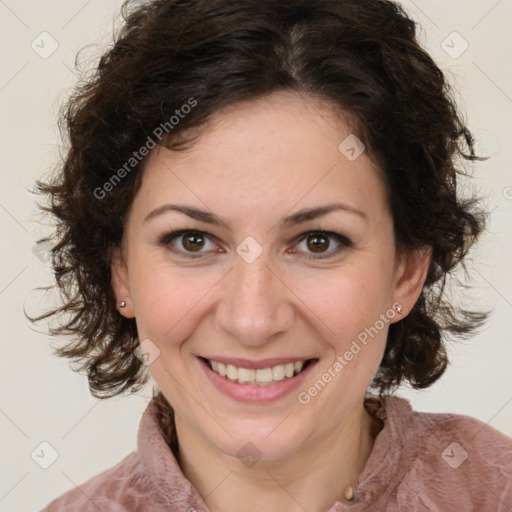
[1,1,511,511]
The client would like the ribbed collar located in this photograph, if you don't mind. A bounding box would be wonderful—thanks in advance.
[137,394,414,510]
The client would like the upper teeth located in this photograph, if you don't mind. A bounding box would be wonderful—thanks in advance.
[209,360,306,385]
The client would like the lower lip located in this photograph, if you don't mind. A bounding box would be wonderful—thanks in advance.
[197,357,318,403]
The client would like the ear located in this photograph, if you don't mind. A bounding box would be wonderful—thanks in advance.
[390,246,431,322]
[111,246,135,318]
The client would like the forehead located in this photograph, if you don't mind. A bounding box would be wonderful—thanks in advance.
[131,90,389,227]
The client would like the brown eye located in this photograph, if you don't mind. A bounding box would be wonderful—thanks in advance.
[293,230,352,260]
[182,232,205,251]
[160,230,218,257]
[306,233,330,253]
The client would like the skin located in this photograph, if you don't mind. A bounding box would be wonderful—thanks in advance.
[111,89,430,512]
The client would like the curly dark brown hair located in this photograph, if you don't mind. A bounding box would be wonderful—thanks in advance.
[31,0,489,408]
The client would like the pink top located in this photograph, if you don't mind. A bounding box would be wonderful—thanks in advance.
[41,395,512,511]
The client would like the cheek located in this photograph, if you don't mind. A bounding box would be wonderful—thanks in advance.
[129,254,221,343]
[128,236,396,353]
[296,260,394,346]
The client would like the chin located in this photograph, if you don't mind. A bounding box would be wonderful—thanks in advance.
[206,420,308,464]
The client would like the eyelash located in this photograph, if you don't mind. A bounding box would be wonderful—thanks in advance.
[159,229,352,260]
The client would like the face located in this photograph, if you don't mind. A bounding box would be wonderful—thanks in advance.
[112,90,429,462]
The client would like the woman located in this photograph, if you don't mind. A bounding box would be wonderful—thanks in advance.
[35,0,512,510]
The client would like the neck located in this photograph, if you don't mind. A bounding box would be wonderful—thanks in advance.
[174,396,383,512]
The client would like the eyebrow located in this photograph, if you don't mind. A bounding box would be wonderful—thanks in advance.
[143,201,368,228]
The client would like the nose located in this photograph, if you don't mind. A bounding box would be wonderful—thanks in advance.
[214,252,295,347]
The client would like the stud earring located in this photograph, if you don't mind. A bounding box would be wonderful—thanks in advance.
[395,304,403,314]
[119,301,127,308]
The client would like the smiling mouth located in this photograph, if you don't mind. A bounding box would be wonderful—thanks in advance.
[200,357,317,386]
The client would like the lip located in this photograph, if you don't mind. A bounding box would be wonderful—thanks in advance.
[197,356,318,403]
[199,355,314,370]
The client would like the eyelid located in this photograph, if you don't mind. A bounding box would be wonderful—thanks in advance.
[159,229,222,257]
[291,230,352,259]
[159,229,352,259]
